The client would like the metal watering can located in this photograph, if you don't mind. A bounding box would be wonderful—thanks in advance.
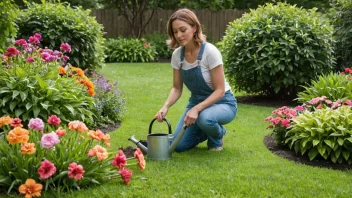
[128,118,187,160]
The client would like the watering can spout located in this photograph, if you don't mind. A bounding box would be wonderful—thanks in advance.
[128,135,148,155]
[168,125,187,154]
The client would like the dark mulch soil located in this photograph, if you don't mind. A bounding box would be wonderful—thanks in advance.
[237,94,352,171]
[98,121,121,133]
[264,135,352,170]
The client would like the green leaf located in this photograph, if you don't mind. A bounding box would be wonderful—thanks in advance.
[312,139,319,146]
[337,138,344,146]
[25,103,32,110]
[342,150,350,161]
[19,90,28,102]
[308,147,319,161]
[15,109,25,117]
[33,106,40,117]
[64,104,75,115]
[12,90,20,99]
[9,101,18,112]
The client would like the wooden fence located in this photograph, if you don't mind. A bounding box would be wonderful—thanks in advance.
[90,9,247,42]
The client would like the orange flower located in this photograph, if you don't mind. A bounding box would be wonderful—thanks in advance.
[134,148,146,171]
[21,143,36,155]
[71,66,85,77]
[7,127,29,144]
[102,134,111,148]
[88,130,104,141]
[68,121,88,132]
[18,178,43,198]
[58,66,66,75]
[88,145,108,161]
[0,116,12,127]
[88,88,95,96]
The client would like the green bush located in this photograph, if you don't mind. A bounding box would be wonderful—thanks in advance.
[296,72,352,104]
[105,38,156,63]
[145,33,172,60]
[222,2,335,97]
[286,105,352,164]
[89,72,126,128]
[330,0,352,71]
[15,2,105,71]
[0,34,95,124]
[0,0,18,53]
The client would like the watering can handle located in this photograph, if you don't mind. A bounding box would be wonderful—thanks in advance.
[149,118,172,135]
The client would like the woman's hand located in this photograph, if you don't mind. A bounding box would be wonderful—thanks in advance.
[155,107,169,122]
[184,107,200,126]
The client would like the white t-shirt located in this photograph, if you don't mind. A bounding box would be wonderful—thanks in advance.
[171,42,231,91]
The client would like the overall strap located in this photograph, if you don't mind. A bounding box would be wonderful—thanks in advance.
[180,46,185,68]
[197,42,207,61]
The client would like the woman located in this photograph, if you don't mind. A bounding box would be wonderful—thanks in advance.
[155,8,237,152]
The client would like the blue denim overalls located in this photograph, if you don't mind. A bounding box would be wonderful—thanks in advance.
[172,42,237,152]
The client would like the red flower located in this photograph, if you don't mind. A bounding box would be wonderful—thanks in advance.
[11,118,23,128]
[47,115,61,126]
[68,162,85,180]
[5,47,20,57]
[119,167,132,184]
[55,127,66,137]
[112,150,127,170]
[37,160,56,180]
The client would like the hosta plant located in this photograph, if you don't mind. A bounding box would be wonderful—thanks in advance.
[297,69,352,104]
[285,105,352,164]
[0,115,146,196]
[0,33,95,124]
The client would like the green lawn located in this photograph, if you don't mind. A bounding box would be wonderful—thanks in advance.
[57,63,352,197]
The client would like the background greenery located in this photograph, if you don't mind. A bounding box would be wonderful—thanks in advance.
[28,63,352,198]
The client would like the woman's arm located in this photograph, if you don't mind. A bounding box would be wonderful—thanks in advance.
[155,69,183,121]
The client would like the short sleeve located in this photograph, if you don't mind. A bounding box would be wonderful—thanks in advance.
[171,47,182,70]
[204,44,223,70]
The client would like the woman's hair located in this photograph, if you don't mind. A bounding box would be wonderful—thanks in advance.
[167,8,205,49]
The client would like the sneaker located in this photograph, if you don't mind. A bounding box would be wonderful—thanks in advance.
[209,136,224,151]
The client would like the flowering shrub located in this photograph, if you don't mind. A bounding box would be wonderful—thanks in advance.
[264,106,304,145]
[105,38,156,62]
[0,33,95,124]
[0,115,146,196]
[89,72,126,128]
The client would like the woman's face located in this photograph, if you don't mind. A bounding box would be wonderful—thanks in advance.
[172,19,196,46]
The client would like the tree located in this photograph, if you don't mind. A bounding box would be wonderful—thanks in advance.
[101,0,158,38]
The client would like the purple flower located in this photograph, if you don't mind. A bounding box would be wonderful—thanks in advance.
[28,118,44,131]
[41,132,60,148]
[60,43,71,53]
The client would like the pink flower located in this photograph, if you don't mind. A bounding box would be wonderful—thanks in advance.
[28,36,40,44]
[26,57,34,63]
[63,55,70,60]
[14,39,27,46]
[143,43,150,47]
[47,115,61,126]
[41,132,60,148]
[68,162,85,180]
[316,104,323,109]
[28,118,44,131]
[55,127,66,137]
[295,106,304,111]
[281,119,290,128]
[112,150,127,169]
[33,33,42,40]
[5,47,20,57]
[60,43,71,53]
[37,160,56,179]
[119,168,132,184]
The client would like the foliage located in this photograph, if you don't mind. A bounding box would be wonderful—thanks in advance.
[0,0,18,53]
[285,105,352,164]
[330,0,352,71]
[222,2,335,97]
[0,116,145,195]
[296,70,352,104]
[105,38,156,63]
[15,1,106,71]
[145,33,173,60]
[0,34,95,124]
[89,72,126,128]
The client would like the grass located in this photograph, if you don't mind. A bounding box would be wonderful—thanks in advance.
[11,63,352,197]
